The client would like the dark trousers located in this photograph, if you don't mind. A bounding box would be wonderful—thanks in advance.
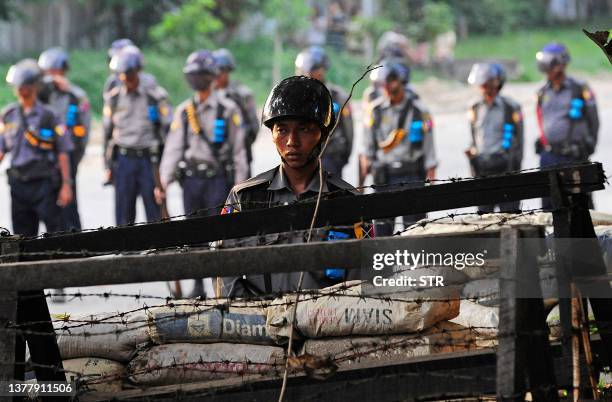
[540,151,593,210]
[60,151,82,231]
[322,155,347,178]
[374,173,426,237]
[113,154,160,225]
[474,159,521,213]
[182,175,230,216]
[9,177,62,236]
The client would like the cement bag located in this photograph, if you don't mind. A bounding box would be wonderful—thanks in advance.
[461,278,499,306]
[267,281,459,341]
[461,259,499,280]
[147,299,271,345]
[128,343,284,386]
[450,300,498,335]
[63,357,125,393]
[55,312,149,362]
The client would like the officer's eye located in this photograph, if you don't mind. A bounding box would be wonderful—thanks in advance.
[274,126,288,135]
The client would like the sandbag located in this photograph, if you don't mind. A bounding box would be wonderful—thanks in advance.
[63,357,125,393]
[147,299,271,345]
[55,312,149,362]
[128,343,284,386]
[450,300,498,335]
[461,278,499,306]
[267,281,459,341]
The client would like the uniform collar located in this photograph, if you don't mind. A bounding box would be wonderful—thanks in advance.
[120,75,147,96]
[479,95,503,108]
[381,95,409,110]
[193,91,218,110]
[268,164,329,193]
[545,76,571,91]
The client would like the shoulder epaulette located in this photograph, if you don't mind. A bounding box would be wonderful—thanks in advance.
[0,103,19,119]
[232,167,277,194]
[326,173,359,195]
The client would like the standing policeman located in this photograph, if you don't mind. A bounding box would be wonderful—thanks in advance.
[535,43,599,208]
[0,59,73,236]
[362,61,437,236]
[103,38,158,99]
[219,76,369,297]
[295,46,354,178]
[37,47,91,230]
[104,45,171,225]
[465,62,523,213]
[213,48,259,176]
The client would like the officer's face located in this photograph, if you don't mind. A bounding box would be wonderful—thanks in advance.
[15,84,36,101]
[546,63,565,82]
[120,70,140,91]
[383,79,404,100]
[272,119,322,168]
[216,71,230,88]
[479,79,499,98]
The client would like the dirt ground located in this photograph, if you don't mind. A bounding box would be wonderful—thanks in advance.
[0,74,610,313]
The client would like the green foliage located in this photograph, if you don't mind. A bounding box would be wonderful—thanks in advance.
[149,0,223,53]
[378,0,454,41]
[262,0,310,37]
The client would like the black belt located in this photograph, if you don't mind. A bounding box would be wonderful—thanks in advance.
[116,146,158,159]
[178,160,223,179]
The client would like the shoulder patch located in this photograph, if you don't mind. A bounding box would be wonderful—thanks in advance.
[0,103,18,119]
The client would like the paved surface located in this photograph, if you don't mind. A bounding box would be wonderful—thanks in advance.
[0,75,610,315]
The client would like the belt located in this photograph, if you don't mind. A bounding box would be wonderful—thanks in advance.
[116,146,158,159]
[177,160,222,179]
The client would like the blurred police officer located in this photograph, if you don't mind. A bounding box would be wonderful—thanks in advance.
[103,45,171,225]
[213,48,259,175]
[295,46,354,178]
[534,43,599,208]
[103,38,157,99]
[37,47,91,230]
[0,59,73,236]
[219,76,368,297]
[158,50,248,298]
[362,60,437,236]
[465,62,523,213]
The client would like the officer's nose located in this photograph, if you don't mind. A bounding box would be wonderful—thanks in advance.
[286,129,301,147]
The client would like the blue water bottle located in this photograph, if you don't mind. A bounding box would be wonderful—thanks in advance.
[213,119,226,143]
[325,230,350,280]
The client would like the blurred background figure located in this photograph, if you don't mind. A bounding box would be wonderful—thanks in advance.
[38,47,91,231]
[295,46,354,178]
[534,42,599,209]
[465,62,523,213]
[104,45,171,225]
[103,38,157,99]
[361,60,437,236]
[326,1,348,51]
[213,48,259,177]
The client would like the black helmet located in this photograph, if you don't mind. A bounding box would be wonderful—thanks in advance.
[295,46,330,75]
[467,62,506,89]
[109,45,144,74]
[262,76,335,133]
[212,48,236,71]
[6,58,42,88]
[108,38,134,60]
[370,59,410,84]
[183,50,218,90]
[536,43,570,72]
[38,47,69,71]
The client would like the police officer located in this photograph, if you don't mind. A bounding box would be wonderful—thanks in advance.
[213,48,259,176]
[0,59,73,236]
[534,43,599,208]
[362,60,437,236]
[103,45,171,225]
[465,62,523,213]
[103,38,157,99]
[37,47,91,230]
[219,76,369,297]
[295,46,354,178]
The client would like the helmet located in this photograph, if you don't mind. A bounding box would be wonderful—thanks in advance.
[6,59,42,88]
[262,76,335,133]
[108,38,134,60]
[213,48,236,72]
[109,45,144,74]
[183,50,218,90]
[467,62,506,89]
[38,47,69,71]
[536,43,570,72]
[370,59,410,84]
[295,46,330,74]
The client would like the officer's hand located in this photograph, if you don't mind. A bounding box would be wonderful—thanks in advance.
[52,75,70,92]
[104,169,113,185]
[154,186,166,205]
[57,183,73,207]
[426,168,436,182]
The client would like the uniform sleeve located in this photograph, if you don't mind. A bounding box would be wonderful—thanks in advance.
[340,100,354,162]
[159,107,186,188]
[243,89,260,144]
[362,107,377,160]
[513,104,524,167]
[422,111,437,170]
[228,106,249,184]
[156,88,173,136]
[79,93,92,143]
[54,112,73,154]
[583,85,599,153]
[0,115,6,154]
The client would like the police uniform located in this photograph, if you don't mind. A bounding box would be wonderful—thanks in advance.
[322,82,354,178]
[217,81,259,175]
[159,91,248,216]
[103,76,171,225]
[0,101,72,236]
[102,71,157,99]
[219,165,365,297]
[469,95,523,212]
[364,95,437,236]
[38,79,91,230]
